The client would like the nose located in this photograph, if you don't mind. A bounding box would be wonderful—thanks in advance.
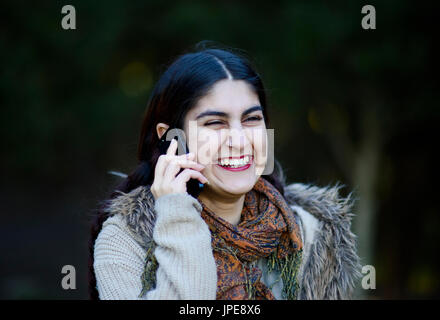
[226,126,251,151]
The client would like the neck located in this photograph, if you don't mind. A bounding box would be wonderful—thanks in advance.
[198,188,245,226]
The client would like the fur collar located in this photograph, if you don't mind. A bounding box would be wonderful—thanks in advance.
[284,183,362,299]
[103,182,361,299]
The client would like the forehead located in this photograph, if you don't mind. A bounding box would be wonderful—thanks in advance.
[188,79,261,118]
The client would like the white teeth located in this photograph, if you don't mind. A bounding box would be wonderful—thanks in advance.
[219,157,251,167]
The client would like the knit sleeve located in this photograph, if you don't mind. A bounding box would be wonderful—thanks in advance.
[147,193,218,299]
[94,193,218,300]
[93,215,150,300]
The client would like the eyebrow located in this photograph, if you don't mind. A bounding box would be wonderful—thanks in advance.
[195,105,263,120]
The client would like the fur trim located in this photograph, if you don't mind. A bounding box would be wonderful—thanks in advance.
[103,182,361,299]
[284,183,362,299]
[103,186,156,250]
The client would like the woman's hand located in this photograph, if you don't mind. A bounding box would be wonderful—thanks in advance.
[150,139,208,200]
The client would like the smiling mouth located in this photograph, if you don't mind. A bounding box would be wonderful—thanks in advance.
[216,155,252,171]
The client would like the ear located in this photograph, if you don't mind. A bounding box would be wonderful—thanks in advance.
[156,123,170,139]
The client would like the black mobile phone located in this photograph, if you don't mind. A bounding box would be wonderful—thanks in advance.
[158,128,205,198]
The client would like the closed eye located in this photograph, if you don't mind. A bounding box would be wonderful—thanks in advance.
[244,115,263,122]
[204,116,263,126]
[204,120,225,126]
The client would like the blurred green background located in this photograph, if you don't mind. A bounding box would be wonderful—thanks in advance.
[1,0,438,299]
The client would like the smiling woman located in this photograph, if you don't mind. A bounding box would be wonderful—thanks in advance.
[88,41,361,300]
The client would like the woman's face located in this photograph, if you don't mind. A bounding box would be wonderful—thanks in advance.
[183,79,267,197]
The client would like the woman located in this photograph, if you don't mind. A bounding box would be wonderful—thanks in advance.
[89,43,361,300]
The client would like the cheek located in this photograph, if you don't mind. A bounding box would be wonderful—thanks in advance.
[187,127,221,166]
[247,127,268,175]
[245,127,267,154]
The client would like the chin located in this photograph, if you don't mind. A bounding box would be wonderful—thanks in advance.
[206,163,259,196]
[217,178,257,195]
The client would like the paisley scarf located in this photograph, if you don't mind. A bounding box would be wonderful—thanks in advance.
[200,177,303,300]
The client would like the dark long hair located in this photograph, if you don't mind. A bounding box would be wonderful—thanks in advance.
[88,41,286,299]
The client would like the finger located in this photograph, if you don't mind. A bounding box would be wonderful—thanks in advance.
[163,152,196,167]
[154,154,169,180]
[166,138,178,156]
[174,168,209,186]
[171,158,205,171]
[163,161,182,183]
[185,152,195,160]
[163,159,205,182]
[155,152,194,181]
[158,154,199,176]
[173,152,195,161]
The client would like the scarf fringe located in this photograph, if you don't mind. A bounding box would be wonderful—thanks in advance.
[139,241,158,298]
[266,248,303,300]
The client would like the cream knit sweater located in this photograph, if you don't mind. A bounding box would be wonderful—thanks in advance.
[94,193,292,300]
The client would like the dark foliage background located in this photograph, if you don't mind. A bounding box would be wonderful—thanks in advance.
[1,0,438,299]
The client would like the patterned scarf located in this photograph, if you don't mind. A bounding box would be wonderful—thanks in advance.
[200,177,303,300]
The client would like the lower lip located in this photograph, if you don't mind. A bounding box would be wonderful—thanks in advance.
[216,159,252,172]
